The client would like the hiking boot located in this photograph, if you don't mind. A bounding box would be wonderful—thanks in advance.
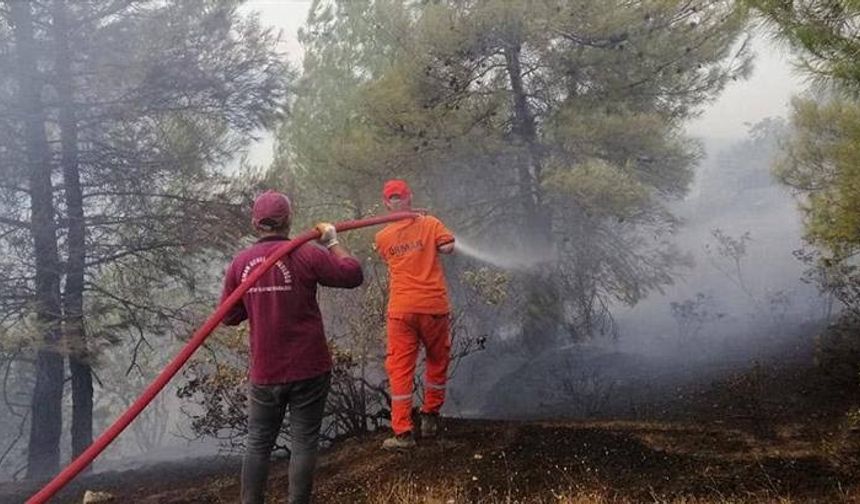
[420,413,440,438]
[382,431,416,451]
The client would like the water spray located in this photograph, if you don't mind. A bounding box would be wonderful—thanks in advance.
[27,211,419,504]
[455,238,556,270]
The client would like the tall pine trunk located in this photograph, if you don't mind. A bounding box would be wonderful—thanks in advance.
[504,40,561,354]
[52,0,93,464]
[504,40,549,242]
[11,0,65,480]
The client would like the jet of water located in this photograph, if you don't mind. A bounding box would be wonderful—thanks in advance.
[454,238,555,270]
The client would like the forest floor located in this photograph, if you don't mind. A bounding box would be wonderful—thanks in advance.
[4,361,859,503]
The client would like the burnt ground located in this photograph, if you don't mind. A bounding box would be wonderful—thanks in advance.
[4,360,860,503]
[4,417,859,503]
[0,456,242,504]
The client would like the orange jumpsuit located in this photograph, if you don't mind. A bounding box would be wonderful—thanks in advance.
[375,215,454,435]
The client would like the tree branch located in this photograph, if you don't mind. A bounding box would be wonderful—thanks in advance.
[0,217,30,230]
[84,241,185,268]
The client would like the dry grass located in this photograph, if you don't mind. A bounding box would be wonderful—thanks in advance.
[365,478,470,503]
[366,479,860,504]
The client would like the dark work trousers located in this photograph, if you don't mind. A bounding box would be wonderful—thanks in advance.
[241,372,331,504]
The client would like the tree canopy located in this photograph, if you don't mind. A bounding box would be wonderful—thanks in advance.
[281,0,751,343]
[0,0,289,478]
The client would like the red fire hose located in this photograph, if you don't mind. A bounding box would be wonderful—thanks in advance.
[27,211,418,503]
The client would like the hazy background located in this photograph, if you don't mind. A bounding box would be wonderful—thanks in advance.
[0,0,833,486]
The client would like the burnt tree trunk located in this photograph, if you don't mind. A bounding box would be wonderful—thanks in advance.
[11,0,66,480]
[52,0,93,464]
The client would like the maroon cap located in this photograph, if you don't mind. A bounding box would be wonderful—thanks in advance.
[252,190,292,229]
[383,179,412,201]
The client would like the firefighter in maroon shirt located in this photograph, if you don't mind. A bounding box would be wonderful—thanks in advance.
[221,191,363,504]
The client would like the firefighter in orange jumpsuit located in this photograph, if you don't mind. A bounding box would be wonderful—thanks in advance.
[374,179,455,449]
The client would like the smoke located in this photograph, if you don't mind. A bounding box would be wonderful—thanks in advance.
[445,124,834,421]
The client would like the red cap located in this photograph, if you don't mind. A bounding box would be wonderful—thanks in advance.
[383,179,412,201]
[252,190,292,229]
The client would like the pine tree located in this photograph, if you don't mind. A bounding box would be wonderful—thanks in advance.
[0,0,289,478]
[283,0,751,345]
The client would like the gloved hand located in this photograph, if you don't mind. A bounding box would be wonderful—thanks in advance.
[315,222,339,249]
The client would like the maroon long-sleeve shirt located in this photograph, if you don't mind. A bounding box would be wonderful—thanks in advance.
[221,236,364,384]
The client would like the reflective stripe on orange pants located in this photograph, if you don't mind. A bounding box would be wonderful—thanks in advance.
[385,313,451,435]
